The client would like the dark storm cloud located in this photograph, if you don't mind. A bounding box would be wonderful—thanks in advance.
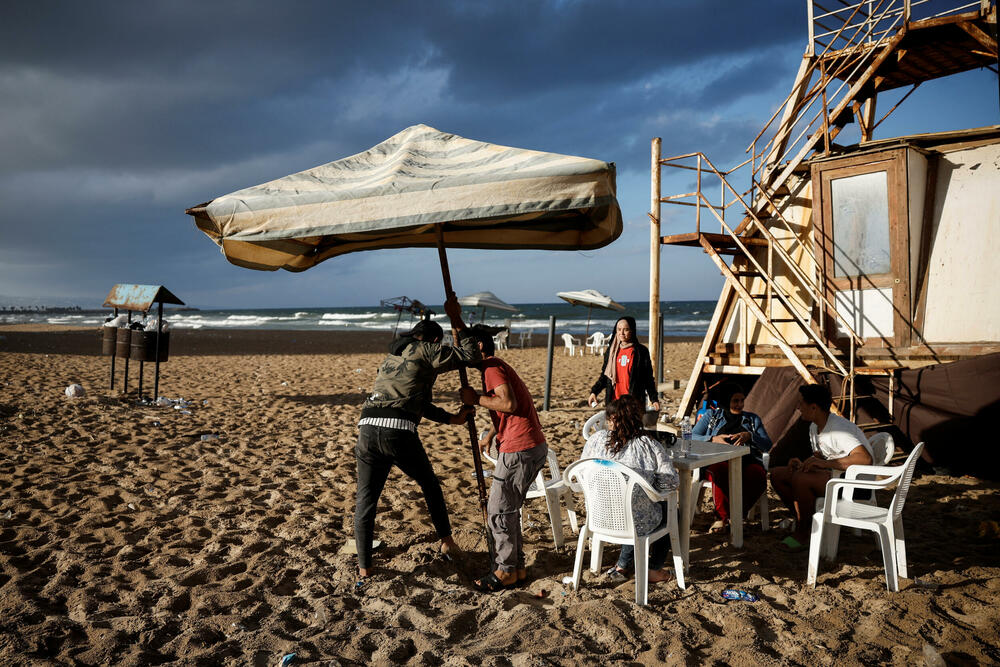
[0,1,817,307]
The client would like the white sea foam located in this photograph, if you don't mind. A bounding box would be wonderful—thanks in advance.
[320,312,379,320]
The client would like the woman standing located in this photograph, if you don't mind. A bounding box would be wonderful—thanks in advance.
[691,383,772,533]
[580,395,678,582]
[588,316,659,411]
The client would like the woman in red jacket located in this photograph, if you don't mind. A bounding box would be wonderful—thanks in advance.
[588,316,659,411]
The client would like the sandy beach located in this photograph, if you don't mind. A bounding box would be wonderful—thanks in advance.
[1,325,998,665]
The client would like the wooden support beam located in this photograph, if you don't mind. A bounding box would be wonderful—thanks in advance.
[650,138,662,394]
[703,364,766,375]
[957,20,998,54]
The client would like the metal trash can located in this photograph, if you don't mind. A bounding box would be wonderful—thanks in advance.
[101,327,117,356]
[115,327,132,357]
[130,331,169,362]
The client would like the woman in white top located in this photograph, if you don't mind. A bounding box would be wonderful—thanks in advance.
[581,394,678,582]
[770,384,873,551]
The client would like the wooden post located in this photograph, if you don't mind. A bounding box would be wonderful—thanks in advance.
[649,137,662,388]
[109,307,118,390]
[124,311,131,394]
[434,225,495,563]
[543,316,556,411]
[153,302,163,402]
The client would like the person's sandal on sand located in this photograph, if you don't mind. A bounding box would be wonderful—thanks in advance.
[708,519,729,534]
[473,569,519,592]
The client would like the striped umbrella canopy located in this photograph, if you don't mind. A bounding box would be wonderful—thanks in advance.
[556,289,625,338]
[457,291,518,323]
[185,124,622,564]
[186,124,621,272]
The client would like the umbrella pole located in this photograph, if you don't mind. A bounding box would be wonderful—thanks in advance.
[435,225,496,565]
[585,305,592,340]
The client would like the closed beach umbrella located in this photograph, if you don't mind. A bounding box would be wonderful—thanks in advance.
[457,291,518,323]
[186,124,622,559]
[557,288,625,338]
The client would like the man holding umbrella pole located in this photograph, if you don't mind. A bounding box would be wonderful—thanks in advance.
[461,326,548,592]
[355,295,480,583]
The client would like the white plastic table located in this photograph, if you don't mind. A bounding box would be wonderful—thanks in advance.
[669,439,750,568]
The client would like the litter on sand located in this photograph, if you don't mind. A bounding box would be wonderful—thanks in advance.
[721,589,759,602]
[338,539,382,555]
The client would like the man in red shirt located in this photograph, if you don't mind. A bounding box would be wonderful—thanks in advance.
[461,327,548,592]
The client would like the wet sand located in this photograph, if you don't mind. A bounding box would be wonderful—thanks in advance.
[0,325,998,664]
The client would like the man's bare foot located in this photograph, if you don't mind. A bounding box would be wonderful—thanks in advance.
[648,568,673,583]
[358,567,372,578]
[516,567,528,582]
[440,536,461,555]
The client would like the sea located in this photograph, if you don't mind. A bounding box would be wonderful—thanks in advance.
[0,301,714,338]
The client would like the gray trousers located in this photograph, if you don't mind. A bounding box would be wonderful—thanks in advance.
[488,442,548,573]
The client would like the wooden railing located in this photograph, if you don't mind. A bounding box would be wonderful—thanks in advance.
[659,152,864,377]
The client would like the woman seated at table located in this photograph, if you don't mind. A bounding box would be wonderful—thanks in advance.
[581,394,679,583]
[691,383,772,533]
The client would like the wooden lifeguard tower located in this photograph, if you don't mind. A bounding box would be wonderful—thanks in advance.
[648,0,998,423]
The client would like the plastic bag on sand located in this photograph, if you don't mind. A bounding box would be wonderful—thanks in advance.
[65,384,85,398]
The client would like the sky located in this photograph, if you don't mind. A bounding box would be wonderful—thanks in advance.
[1,1,996,309]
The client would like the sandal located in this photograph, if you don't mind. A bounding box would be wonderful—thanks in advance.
[473,572,516,593]
[604,567,628,582]
[708,520,729,534]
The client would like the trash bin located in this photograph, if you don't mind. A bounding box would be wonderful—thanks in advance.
[101,327,117,356]
[130,331,169,362]
[115,327,132,357]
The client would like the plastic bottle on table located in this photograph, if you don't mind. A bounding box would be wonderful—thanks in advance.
[680,416,692,441]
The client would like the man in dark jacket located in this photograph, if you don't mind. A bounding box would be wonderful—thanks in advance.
[355,296,480,580]
[588,316,659,410]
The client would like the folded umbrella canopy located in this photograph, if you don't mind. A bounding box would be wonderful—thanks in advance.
[186,124,621,272]
[557,288,625,338]
[457,291,518,323]
[186,124,622,563]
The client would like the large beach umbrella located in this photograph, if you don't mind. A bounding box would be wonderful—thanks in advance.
[186,124,622,558]
[557,288,625,338]
[457,291,518,323]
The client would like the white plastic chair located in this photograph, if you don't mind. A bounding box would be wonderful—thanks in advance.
[563,458,685,604]
[816,432,896,540]
[493,330,509,350]
[517,329,533,348]
[581,411,606,441]
[806,442,924,592]
[585,332,607,355]
[480,433,579,548]
[561,333,582,356]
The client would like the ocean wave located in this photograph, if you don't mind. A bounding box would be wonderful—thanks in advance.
[320,312,380,320]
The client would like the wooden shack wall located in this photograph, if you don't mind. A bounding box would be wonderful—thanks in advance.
[920,142,1000,343]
